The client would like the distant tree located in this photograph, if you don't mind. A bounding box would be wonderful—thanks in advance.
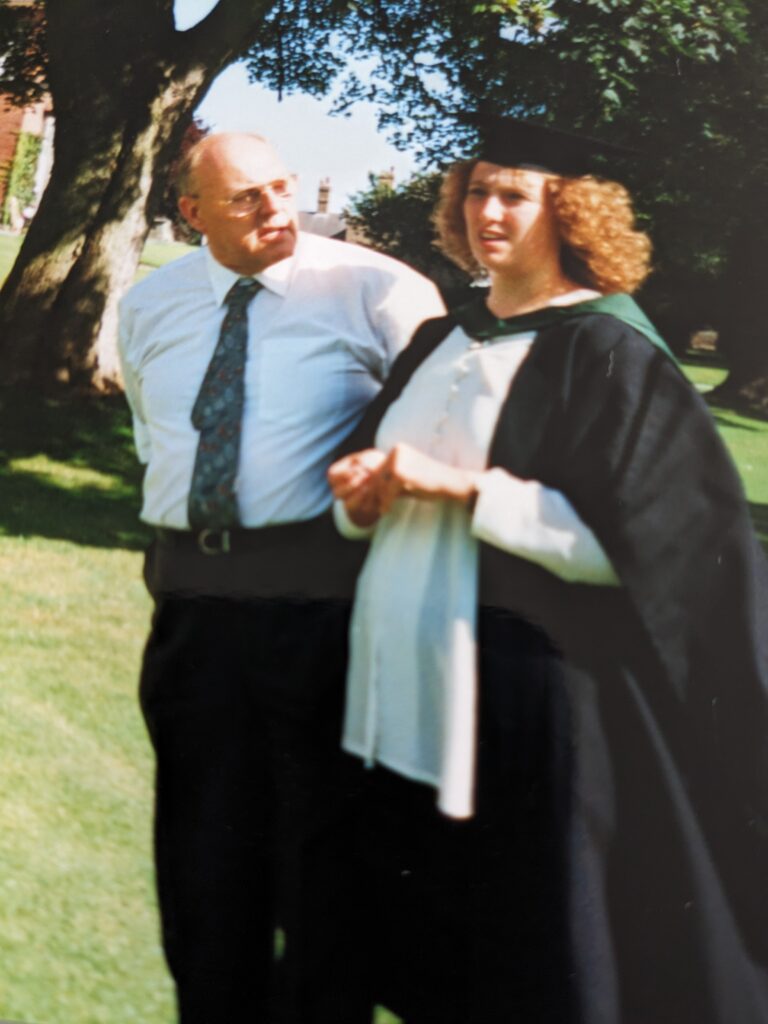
[345,172,473,304]
[327,0,747,162]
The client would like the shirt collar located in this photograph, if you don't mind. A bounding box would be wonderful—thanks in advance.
[204,240,296,306]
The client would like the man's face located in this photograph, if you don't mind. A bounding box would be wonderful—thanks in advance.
[178,136,299,275]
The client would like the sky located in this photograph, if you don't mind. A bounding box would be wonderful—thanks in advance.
[174,0,419,213]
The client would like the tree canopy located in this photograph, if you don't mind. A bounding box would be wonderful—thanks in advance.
[296,0,749,160]
[345,172,472,304]
[0,0,764,399]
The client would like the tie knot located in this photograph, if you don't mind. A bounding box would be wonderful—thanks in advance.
[226,277,262,310]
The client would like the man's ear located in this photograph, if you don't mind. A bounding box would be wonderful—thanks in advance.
[178,195,204,232]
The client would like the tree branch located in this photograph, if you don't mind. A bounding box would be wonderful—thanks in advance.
[45,0,176,77]
[180,0,276,67]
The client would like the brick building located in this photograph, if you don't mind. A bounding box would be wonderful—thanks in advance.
[0,0,53,228]
[0,95,52,222]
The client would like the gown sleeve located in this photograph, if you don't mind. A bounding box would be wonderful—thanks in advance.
[544,318,768,944]
[552,320,768,703]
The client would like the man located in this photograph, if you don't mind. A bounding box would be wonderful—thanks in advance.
[118,132,444,1024]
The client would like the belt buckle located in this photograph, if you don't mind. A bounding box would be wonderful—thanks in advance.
[197,528,231,555]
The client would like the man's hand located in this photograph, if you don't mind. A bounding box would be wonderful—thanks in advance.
[328,449,387,527]
[328,449,386,498]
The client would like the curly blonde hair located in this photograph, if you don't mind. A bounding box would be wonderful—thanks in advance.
[433,159,652,294]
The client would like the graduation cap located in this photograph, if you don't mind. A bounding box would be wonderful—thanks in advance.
[470,114,636,178]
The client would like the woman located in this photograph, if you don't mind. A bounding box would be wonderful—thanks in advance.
[329,117,768,1024]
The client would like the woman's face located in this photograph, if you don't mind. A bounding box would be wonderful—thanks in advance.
[463,162,561,280]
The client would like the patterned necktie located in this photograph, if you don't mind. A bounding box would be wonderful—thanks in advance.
[187,277,262,530]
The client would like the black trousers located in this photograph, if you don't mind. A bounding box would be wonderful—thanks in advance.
[140,591,371,1024]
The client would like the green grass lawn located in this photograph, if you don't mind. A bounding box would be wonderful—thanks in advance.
[0,385,403,1024]
[0,230,195,286]
[0,236,764,1024]
[682,356,768,543]
[0,231,23,281]
[0,390,168,1024]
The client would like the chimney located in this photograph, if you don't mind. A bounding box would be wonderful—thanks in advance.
[317,177,331,214]
[378,167,396,190]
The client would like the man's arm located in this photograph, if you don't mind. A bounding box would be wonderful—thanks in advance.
[117,297,152,464]
[368,263,446,375]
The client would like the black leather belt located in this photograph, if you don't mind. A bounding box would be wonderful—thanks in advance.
[155,521,322,557]
[156,527,235,555]
[147,515,365,599]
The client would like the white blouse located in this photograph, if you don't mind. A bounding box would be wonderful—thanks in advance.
[338,324,619,819]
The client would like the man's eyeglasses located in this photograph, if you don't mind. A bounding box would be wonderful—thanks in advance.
[219,177,297,217]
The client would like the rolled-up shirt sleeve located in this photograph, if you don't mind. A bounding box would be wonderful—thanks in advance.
[470,467,620,586]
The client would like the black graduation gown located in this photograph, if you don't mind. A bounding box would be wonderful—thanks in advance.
[340,309,768,1024]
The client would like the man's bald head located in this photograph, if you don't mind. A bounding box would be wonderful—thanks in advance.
[176,133,278,198]
[176,132,299,275]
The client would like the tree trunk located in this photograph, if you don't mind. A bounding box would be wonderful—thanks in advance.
[0,62,216,391]
[0,76,205,390]
[0,0,273,393]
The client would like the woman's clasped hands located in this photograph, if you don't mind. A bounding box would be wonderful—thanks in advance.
[328,443,479,527]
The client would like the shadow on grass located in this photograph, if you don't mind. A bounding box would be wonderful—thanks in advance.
[682,350,727,370]
[0,386,150,550]
[710,412,765,433]
[706,395,768,425]
[749,502,768,551]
